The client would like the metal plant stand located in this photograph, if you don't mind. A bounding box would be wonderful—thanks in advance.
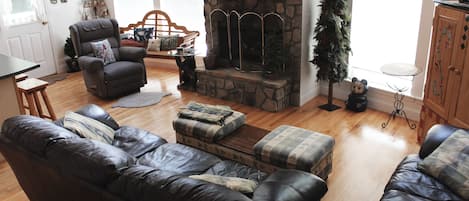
[380,63,420,129]
[381,84,416,129]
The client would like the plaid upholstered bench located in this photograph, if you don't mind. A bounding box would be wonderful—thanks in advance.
[174,103,334,180]
[253,125,335,179]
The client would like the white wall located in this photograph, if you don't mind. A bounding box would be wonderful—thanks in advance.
[44,0,82,73]
[299,0,321,105]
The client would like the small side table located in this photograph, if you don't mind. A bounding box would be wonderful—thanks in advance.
[169,50,197,91]
[380,63,420,129]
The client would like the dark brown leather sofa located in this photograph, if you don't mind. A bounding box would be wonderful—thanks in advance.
[380,124,467,201]
[70,19,147,98]
[0,104,328,201]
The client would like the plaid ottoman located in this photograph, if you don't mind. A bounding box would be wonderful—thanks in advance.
[173,111,245,143]
[253,125,335,178]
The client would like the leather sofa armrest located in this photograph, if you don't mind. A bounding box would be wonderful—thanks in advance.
[78,56,104,73]
[253,169,327,201]
[119,46,146,62]
[419,124,462,159]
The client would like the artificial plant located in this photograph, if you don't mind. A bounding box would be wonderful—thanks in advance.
[311,0,352,111]
[64,37,80,72]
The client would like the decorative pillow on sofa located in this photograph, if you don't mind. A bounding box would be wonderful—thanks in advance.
[134,27,154,42]
[147,38,161,51]
[418,129,469,200]
[159,35,181,51]
[90,39,116,65]
[189,174,257,193]
[63,111,115,144]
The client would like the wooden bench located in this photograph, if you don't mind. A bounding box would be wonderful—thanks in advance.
[120,10,200,59]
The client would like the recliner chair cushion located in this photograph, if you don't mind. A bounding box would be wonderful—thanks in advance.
[46,138,136,186]
[137,143,221,175]
[104,61,144,81]
[113,126,167,158]
[2,115,79,156]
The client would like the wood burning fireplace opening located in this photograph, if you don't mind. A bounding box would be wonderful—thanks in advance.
[209,9,285,72]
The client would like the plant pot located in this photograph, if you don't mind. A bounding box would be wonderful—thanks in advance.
[65,56,80,73]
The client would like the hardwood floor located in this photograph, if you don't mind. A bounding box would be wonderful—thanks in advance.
[0,60,420,201]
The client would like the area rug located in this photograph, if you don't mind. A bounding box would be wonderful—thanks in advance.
[40,73,68,85]
[112,92,171,108]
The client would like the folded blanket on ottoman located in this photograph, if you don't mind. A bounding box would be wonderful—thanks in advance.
[178,102,233,125]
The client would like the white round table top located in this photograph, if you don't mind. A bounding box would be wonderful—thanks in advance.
[380,63,421,76]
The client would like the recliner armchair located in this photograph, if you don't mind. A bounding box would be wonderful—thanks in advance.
[69,19,147,98]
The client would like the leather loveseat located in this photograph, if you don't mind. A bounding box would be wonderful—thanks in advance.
[380,124,467,201]
[0,104,328,201]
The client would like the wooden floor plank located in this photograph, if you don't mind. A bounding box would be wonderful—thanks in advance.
[0,59,419,201]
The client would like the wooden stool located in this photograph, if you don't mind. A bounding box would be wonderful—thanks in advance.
[17,78,56,120]
[15,74,28,82]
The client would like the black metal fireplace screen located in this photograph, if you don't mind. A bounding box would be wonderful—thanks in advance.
[209,9,285,72]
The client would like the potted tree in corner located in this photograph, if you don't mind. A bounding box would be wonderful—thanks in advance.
[311,0,351,111]
[64,37,80,73]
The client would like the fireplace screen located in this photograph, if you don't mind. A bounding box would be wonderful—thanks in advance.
[209,9,285,72]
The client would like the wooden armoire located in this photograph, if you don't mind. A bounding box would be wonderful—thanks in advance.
[418,3,469,143]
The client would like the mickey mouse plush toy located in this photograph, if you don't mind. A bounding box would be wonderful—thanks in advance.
[345,77,368,112]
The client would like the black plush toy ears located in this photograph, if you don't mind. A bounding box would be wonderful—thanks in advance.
[360,79,368,86]
[352,77,358,82]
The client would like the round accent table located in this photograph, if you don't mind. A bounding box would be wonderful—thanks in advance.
[380,63,420,129]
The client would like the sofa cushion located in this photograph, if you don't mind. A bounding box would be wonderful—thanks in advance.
[252,169,328,201]
[46,138,135,186]
[104,61,144,81]
[108,166,251,201]
[418,129,469,200]
[384,155,462,201]
[2,115,79,156]
[112,126,167,158]
[137,143,221,175]
[381,190,432,201]
[189,174,258,193]
[204,160,268,184]
[64,111,114,144]
[55,104,120,130]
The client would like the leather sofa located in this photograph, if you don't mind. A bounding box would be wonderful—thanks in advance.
[0,104,328,201]
[380,124,466,201]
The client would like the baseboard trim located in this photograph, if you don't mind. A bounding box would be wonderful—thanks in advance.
[319,81,422,121]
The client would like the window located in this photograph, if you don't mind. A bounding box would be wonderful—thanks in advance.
[160,0,207,54]
[114,0,154,28]
[1,0,45,27]
[349,1,423,95]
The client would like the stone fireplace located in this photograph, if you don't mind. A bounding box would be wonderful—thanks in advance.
[198,0,309,111]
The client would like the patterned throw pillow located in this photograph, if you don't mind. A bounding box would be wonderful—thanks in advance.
[90,39,116,65]
[189,174,257,193]
[134,28,154,42]
[418,129,469,200]
[147,38,161,51]
[159,35,180,51]
[63,111,115,144]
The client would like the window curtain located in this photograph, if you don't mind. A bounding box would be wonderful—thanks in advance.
[0,0,47,27]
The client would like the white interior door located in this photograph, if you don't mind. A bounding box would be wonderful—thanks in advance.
[0,0,56,78]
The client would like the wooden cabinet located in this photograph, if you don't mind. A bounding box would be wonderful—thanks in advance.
[418,5,469,143]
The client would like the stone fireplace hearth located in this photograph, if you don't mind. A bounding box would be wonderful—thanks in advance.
[199,0,309,111]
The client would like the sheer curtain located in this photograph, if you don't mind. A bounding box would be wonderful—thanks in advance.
[0,0,47,27]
